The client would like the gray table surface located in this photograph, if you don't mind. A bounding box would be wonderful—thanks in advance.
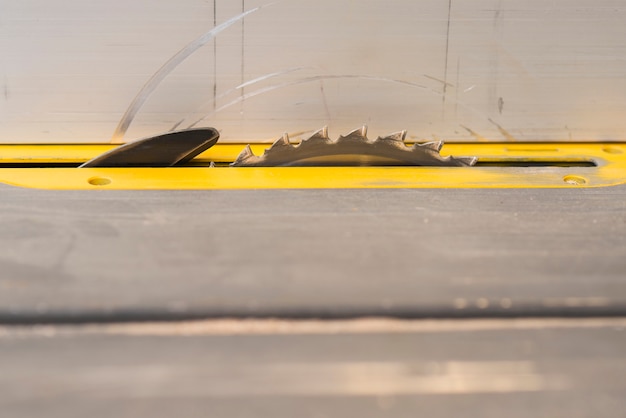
[1,184,625,416]
[0,185,624,320]
[1,319,625,417]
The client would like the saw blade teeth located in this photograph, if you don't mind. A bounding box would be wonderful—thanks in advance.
[345,125,368,138]
[413,140,443,152]
[300,127,332,146]
[457,156,479,166]
[340,126,369,143]
[319,126,329,139]
[232,144,255,165]
[267,132,292,153]
[377,130,407,144]
[231,128,477,167]
[308,126,330,140]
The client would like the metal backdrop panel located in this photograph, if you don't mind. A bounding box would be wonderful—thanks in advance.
[1,0,625,143]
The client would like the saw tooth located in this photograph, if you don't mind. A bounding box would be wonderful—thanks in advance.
[308,126,330,140]
[339,125,369,143]
[300,126,332,146]
[377,130,407,144]
[232,144,255,165]
[413,140,443,152]
[345,125,369,138]
[319,126,329,139]
[266,132,292,153]
[456,156,478,166]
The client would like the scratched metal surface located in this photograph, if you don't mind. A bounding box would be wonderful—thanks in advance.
[0,184,625,321]
[1,0,626,143]
[1,321,625,417]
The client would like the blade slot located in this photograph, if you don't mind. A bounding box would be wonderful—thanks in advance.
[474,159,596,167]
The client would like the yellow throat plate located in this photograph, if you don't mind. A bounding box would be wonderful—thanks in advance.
[0,142,624,190]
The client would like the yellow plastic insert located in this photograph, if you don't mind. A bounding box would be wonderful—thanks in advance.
[0,142,624,190]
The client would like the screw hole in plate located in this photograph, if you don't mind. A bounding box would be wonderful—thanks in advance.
[88,177,111,186]
[602,146,623,154]
[563,175,587,185]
